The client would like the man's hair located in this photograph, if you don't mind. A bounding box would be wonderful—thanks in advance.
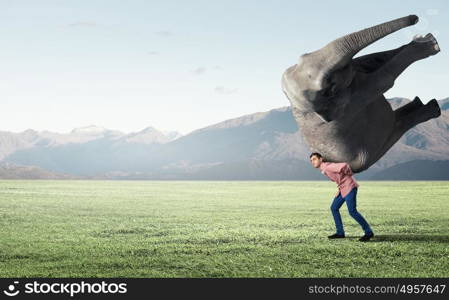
[309,152,323,159]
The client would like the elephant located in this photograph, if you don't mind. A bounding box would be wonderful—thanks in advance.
[281,15,442,173]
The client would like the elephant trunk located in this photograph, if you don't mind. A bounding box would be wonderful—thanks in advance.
[319,15,418,70]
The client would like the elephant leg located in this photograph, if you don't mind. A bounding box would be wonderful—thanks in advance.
[396,98,441,128]
[352,44,408,73]
[379,34,439,81]
[355,34,440,97]
[368,99,441,166]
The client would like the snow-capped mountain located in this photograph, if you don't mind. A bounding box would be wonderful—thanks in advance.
[0,125,182,160]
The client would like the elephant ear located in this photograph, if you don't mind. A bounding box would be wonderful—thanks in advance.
[314,95,348,123]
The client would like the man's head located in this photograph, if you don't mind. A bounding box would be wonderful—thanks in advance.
[309,152,323,168]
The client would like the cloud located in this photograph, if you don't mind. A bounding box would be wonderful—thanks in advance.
[148,51,160,55]
[214,86,238,95]
[212,65,223,70]
[67,22,97,27]
[192,67,207,75]
[154,30,174,37]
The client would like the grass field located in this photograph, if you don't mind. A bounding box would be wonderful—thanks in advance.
[0,180,448,278]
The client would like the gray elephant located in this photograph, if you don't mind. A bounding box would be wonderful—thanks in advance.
[281,15,441,173]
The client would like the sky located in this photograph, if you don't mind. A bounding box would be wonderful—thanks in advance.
[1,0,448,135]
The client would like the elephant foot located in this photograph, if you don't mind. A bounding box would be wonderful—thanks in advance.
[394,96,424,119]
[410,33,440,57]
[411,96,424,107]
[424,99,441,119]
[412,99,441,123]
[396,99,440,131]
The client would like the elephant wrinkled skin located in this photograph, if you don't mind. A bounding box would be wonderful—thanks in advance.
[281,15,442,173]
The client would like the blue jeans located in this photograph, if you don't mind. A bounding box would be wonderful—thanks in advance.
[330,187,373,235]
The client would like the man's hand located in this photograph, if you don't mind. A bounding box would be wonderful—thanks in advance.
[343,164,354,176]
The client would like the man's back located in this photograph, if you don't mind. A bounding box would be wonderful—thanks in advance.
[319,162,359,197]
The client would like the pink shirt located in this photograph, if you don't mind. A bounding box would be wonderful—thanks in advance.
[319,162,359,198]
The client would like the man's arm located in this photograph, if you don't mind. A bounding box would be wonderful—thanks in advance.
[341,163,354,175]
[325,162,354,175]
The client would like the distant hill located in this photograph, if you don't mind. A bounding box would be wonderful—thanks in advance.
[0,162,80,179]
[0,125,182,160]
[370,160,449,180]
[1,97,448,180]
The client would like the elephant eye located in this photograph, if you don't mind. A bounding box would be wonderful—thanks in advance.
[330,83,338,94]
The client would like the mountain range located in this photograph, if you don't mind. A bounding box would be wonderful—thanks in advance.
[1,97,449,180]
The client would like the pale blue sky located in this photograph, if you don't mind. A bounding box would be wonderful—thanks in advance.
[1,0,447,134]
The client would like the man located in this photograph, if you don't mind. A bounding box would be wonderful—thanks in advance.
[309,152,374,242]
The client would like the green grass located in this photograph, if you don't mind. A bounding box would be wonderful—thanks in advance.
[0,180,448,277]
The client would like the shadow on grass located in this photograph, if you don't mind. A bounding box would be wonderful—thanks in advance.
[357,234,449,243]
